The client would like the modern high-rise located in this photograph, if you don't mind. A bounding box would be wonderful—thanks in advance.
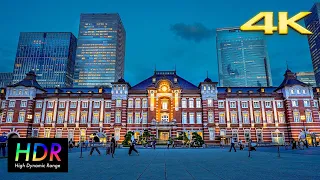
[216,27,272,87]
[296,71,316,87]
[305,3,320,86]
[0,72,13,88]
[12,32,77,88]
[73,13,126,88]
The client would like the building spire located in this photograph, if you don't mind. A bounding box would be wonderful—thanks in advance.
[206,71,208,78]
[286,60,289,70]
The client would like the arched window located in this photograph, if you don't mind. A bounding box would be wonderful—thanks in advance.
[161,114,169,122]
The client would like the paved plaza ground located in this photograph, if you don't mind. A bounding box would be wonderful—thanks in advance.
[1,146,320,180]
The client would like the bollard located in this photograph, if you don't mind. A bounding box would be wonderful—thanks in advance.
[277,144,280,158]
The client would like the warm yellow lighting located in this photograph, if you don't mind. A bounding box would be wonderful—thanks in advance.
[300,115,306,121]
[161,85,168,92]
[27,115,33,119]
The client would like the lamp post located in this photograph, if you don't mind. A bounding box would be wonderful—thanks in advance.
[300,115,308,148]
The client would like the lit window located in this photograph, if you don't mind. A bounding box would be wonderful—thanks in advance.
[242,112,249,124]
[208,99,213,107]
[292,100,298,107]
[81,112,87,124]
[218,101,224,108]
[313,101,319,108]
[244,129,251,142]
[69,112,75,124]
[230,101,236,108]
[47,102,54,108]
[189,99,194,108]
[290,89,295,94]
[265,101,272,108]
[57,111,64,124]
[82,102,88,108]
[94,102,100,108]
[105,101,111,108]
[219,112,225,123]
[256,129,263,142]
[189,113,194,124]
[241,102,248,108]
[105,113,111,123]
[182,112,187,124]
[303,100,310,107]
[142,99,148,108]
[20,101,27,108]
[266,112,273,123]
[135,99,141,108]
[56,129,62,138]
[115,111,121,123]
[143,113,148,124]
[46,112,53,123]
[253,101,260,108]
[196,99,201,108]
[278,112,285,123]
[128,99,133,108]
[135,112,141,124]
[254,111,261,123]
[9,101,15,107]
[306,111,312,122]
[277,101,283,108]
[127,113,133,124]
[162,101,168,110]
[196,112,202,124]
[44,129,51,138]
[6,112,13,123]
[36,102,42,108]
[34,112,41,123]
[116,100,122,107]
[302,89,306,94]
[231,112,237,123]
[70,102,77,108]
[182,99,187,108]
[18,112,25,123]
[208,111,214,123]
[59,102,65,108]
[293,111,300,122]
[297,89,301,94]
[92,112,99,124]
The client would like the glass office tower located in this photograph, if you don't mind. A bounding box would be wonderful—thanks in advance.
[0,72,13,88]
[12,32,77,88]
[73,13,126,88]
[296,72,316,87]
[216,27,272,87]
[305,3,320,86]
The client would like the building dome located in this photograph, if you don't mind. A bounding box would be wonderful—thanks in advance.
[204,77,212,83]
[118,77,126,83]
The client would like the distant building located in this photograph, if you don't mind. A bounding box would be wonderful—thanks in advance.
[0,72,13,88]
[296,72,316,87]
[305,3,320,86]
[216,27,272,87]
[12,32,77,88]
[73,13,126,88]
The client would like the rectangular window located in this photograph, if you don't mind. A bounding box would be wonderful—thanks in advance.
[313,101,318,108]
[189,113,194,124]
[242,112,249,124]
[142,99,148,108]
[32,129,39,137]
[68,130,74,140]
[182,99,187,108]
[230,101,236,108]
[220,129,226,136]
[34,112,41,123]
[244,129,251,143]
[278,112,285,123]
[209,128,215,140]
[143,113,147,124]
[92,112,99,124]
[265,101,272,108]
[306,111,312,122]
[241,102,248,108]
[82,102,88,108]
[105,101,111,108]
[256,129,263,142]
[57,111,64,124]
[293,111,300,122]
[303,100,310,107]
[36,102,42,108]
[219,112,225,123]
[116,100,122,107]
[196,112,202,124]
[232,130,238,143]
[70,102,77,108]
[208,99,213,107]
[127,113,132,124]
[189,99,194,108]
[218,101,224,108]
[105,113,111,123]
[80,129,86,142]
[135,112,140,124]
[208,111,214,123]
[196,99,201,108]
[128,100,133,108]
[93,102,100,108]
[59,102,65,108]
[46,112,53,123]
[135,99,141,108]
[1,101,5,108]
[6,112,13,123]
[20,101,27,108]
[81,112,87,124]
[292,100,298,107]
[182,112,187,124]
[254,112,261,123]
[115,111,121,123]
[266,112,273,123]
[9,101,15,107]
[47,102,54,108]
[44,129,50,138]
[253,101,260,108]
[18,112,25,123]
[277,101,283,108]
[56,129,62,138]
[231,113,237,123]
[69,112,75,124]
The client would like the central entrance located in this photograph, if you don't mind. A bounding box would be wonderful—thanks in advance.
[159,131,170,141]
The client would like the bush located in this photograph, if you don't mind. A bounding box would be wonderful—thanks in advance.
[122,131,134,145]
[192,132,204,146]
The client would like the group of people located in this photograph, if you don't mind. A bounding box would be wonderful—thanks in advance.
[229,138,256,152]
[291,138,318,150]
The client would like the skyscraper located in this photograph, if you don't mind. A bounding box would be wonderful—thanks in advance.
[305,3,320,86]
[216,27,272,87]
[0,72,13,88]
[12,32,77,88]
[73,13,126,88]
[295,71,316,87]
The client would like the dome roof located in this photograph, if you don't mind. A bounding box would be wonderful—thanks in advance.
[118,78,126,83]
[204,77,212,82]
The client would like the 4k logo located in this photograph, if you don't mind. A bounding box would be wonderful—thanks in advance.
[240,12,312,35]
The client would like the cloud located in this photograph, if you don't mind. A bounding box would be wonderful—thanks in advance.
[170,23,215,43]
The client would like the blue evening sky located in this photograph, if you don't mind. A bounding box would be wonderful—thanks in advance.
[0,0,317,86]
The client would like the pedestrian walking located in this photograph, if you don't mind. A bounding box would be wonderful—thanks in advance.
[172,140,175,148]
[239,140,244,150]
[167,139,170,149]
[152,139,156,149]
[292,139,297,150]
[229,138,236,152]
[89,133,101,156]
[128,139,139,156]
[110,134,116,158]
[248,139,256,151]
[0,138,7,157]
[68,139,73,152]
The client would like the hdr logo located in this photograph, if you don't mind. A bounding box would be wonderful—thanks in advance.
[8,138,68,172]
[240,12,312,35]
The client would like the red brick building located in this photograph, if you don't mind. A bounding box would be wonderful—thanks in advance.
[0,70,320,145]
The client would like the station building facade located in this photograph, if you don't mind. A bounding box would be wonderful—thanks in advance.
[0,70,320,145]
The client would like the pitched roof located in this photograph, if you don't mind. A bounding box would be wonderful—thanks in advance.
[130,71,199,90]
[45,87,111,94]
[8,71,45,91]
[217,87,277,93]
[274,69,309,92]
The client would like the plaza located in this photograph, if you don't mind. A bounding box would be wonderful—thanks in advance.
[1,147,320,180]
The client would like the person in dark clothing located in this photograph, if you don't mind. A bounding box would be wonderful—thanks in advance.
[129,139,139,156]
[248,139,256,151]
[89,133,101,156]
[229,138,236,152]
[110,134,116,158]
[292,139,297,150]
[152,139,156,149]
[0,140,7,157]
[68,139,73,152]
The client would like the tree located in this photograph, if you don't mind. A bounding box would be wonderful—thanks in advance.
[192,132,204,147]
[177,132,190,145]
[122,131,134,145]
